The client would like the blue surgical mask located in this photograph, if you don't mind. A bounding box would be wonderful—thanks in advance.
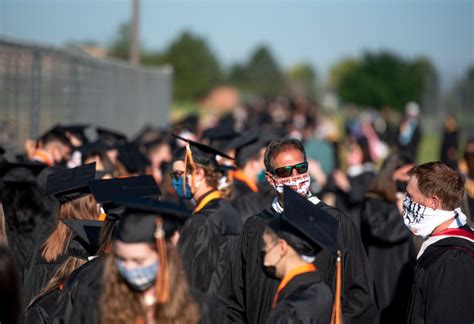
[115,258,159,291]
[172,176,193,199]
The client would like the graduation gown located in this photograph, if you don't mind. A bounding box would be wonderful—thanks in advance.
[266,271,333,324]
[24,289,61,324]
[5,209,54,274]
[231,178,272,224]
[360,196,415,324]
[406,226,474,324]
[50,256,104,324]
[334,168,375,229]
[21,248,67,307]
[218,199,378,324]
[178,191,242,296]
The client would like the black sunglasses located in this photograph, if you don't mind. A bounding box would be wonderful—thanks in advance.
[170,171,185,180]
[271,161,308,178]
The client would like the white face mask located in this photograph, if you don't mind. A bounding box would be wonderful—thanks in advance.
[271,173,311,196]
[402,195,458,239]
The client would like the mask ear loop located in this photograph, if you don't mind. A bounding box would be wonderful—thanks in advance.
[182,143,197,197]
[154,217,169,304]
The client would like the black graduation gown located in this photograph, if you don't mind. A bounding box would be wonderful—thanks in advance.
[50,256,104,324]
[21,248,67,307]
[178,193,242,296]
[231,179,271,224]
[218,201,378,324]
[334,170,375,229]
[24,289,61,324]
[360,196,416,324]
[5,210,54,274]
[406,227,474,324]
[266,271,333,324]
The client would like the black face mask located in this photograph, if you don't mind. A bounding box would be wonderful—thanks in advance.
[396,180,408,193]
[260,250,278,280]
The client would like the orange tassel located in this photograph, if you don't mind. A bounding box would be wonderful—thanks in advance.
[182,144,197,197]
[330,250,342,324]
[154,218,169,304]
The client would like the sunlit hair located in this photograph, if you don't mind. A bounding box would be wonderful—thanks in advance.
[41,194,97,262]
[100,243,200,324]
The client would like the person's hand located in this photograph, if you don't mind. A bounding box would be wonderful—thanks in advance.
[24,139,36,159]
[308,159,327,187]
[333,169,351,192]
[396,192,405,216]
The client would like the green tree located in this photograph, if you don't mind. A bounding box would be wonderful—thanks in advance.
[108,22,132,60]
[286,63,318,99]
[245,46,285,98]
[335,51,439,111]
[161,31,221,100]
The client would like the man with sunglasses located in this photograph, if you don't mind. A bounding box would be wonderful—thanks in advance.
[218,138,378,324]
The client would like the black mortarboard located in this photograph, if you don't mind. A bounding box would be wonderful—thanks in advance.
[78,140,110,162]
[172,114,199,133]
[45,163,96,203]
[39,124,70,146]
[227,128,277,167]
[268,186,339,256]
[63,219,103,259]
[201,125,240,153]
[0,161,47,183]
[117,143,150,174]
[96,127,128,147]
[172,134,234,168]
[113,197,191,243]
[89,175,161,206]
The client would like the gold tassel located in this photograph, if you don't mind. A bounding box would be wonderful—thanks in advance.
[154,218,169,304]
[330,250,342,324]
[182,143,197,197]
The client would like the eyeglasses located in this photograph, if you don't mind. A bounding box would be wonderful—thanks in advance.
[271,161,308,178]
[170,171,185,180]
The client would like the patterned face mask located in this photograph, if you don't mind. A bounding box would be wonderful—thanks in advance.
[115,258,159,291]
[270,173,311,196]
[402,195,459,239]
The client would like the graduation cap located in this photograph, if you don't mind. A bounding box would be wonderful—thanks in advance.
[117,143,150,174]
[227,128,278,167]
[78,140,109,161]
[96,127,128,147]
[268,186,339,256]
[63,219,103,259]
[172,114,199,134]
[89,175,162,207]
[172,134,234,167]
[45,163,96,203]
[39,125,71,146]
[0,161,47,184]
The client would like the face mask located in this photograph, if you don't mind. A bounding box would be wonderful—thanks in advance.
[260,250,279,279]
[396,180,408,193]
[172,176,193,199]
[116,258,158,291]
[402,195,458,239]
[271,173,311,196]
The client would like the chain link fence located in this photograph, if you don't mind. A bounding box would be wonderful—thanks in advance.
[0,37,172,153]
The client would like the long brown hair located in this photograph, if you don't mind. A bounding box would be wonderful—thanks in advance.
[41,194,98,262]
[28,256,86,307]
[100,243,200,324]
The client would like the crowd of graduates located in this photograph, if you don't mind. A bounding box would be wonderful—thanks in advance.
[0,97,473,324]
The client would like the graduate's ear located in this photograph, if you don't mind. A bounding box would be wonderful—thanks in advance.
[278,239,289,256]
[430,195,441,210]
[265,171,275,187]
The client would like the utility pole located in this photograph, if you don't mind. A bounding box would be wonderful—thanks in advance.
[130,0,140,65]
